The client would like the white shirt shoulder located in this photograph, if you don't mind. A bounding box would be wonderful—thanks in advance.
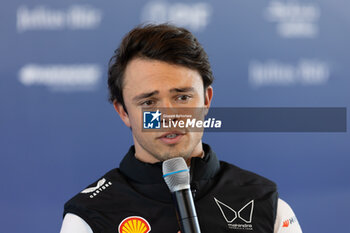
[274,199,303,233]
[60,198,302,233]
[60,213,93,233]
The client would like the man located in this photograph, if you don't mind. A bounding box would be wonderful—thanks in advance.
[60,24,302,233]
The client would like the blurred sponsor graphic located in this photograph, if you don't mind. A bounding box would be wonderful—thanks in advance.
[17,5,102,33]
[18,64,102,91]
[249,59,330,88]
[141,1,212,31]
[264,0,320,38]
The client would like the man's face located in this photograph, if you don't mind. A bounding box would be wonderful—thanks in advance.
[114,58,213,163]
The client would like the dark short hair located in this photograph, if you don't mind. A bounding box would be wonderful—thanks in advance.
[107,24,214,110]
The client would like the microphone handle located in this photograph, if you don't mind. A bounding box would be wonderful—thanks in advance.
[172,189,201,233]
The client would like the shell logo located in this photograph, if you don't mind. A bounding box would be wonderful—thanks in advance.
[118,216,151,233]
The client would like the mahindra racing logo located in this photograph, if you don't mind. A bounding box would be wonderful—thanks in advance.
[214,197,254,231]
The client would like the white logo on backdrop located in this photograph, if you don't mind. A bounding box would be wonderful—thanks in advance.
[249,59,330,88]
[264,0,320,38]
[18,64,102,91]
[141,1,212,31]
[17,5,102,33]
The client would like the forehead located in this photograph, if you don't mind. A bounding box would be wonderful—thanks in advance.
[123,58,203,95]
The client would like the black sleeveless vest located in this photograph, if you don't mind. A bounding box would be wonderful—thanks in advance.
[64,144,278,233]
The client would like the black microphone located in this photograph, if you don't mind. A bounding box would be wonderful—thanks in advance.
[162,157,201,233]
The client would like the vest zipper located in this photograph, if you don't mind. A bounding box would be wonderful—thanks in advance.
[190,159,197,198]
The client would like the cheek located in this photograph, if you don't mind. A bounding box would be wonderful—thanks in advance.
[127,110,142,129]
[193,92,206,106]
[186,131,203,142]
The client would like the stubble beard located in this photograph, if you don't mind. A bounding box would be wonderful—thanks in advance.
[143,141,192,162]
[134,133,193,162]
[134,128,203,163]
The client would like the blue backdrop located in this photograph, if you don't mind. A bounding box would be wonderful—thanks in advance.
[1,0,349,232]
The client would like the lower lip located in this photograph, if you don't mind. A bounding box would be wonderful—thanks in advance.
[159,134,184,144]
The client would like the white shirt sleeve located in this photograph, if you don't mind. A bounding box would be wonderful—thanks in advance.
[274,199,303,233]
[60,213,93,233]
[60,199,302,233]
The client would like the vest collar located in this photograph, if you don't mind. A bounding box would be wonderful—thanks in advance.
[119,143,220,184]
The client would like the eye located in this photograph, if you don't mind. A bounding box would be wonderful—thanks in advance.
[176,95,192,102]
[140,100,155,106]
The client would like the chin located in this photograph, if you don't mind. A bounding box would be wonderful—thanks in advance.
[166,149,192,160]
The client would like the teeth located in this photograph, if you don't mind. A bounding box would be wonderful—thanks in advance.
[165,134,177,138]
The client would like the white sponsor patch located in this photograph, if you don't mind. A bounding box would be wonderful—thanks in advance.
[214,198,254,231]
[81,178,106,193]
[81,178,113,199]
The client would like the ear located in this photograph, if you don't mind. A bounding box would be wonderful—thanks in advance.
[113,100,131,127]
[202,86,213,116]
[204,86,213,108]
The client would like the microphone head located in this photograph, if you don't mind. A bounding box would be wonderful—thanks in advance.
[162,157,190,192]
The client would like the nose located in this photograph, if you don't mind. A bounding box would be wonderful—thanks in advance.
[160,99,179,123]
[160,98,173,109]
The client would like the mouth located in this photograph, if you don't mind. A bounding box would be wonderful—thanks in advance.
[157,131,185,145]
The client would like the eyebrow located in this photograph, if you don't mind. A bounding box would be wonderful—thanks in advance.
[169,87,195,93]
[132,90,159,102]
[132,87,195,102]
